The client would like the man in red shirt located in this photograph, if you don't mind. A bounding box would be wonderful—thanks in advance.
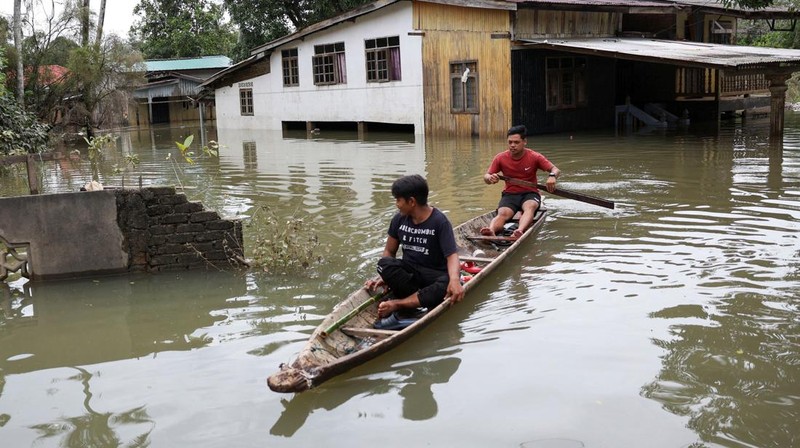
[482,125,560,238]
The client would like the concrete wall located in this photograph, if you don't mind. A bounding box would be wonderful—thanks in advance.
[0,187,243,282]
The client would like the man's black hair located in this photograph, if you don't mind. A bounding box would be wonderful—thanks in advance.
[392,174,429,205]
[507,124,528,138]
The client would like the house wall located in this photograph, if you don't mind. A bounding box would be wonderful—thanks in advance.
[512,50,616,134]
[515,9,619,39]
[214,2,424,133]
[415,2,512,137]
[130,100,215,128]
[701,14,737,43]
[621,13,677,39]
[676,10,737,43]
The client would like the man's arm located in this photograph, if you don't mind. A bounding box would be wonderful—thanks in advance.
[366,235,400,291]
[382,235,399,257]
[445,252,465,303]
[545,165,560,193]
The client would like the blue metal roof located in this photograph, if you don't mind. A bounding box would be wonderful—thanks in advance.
[144,55,232,72]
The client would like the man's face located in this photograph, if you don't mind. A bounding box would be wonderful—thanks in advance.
[507,133,526,158]
[395,196,414,215]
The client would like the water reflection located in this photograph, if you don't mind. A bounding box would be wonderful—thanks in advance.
[0,271,247,375]
[1,116,799,447]
[270,355,461,436]
[29,367,154,448]
[644,292,799,447]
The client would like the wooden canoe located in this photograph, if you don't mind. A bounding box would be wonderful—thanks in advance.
[267,208,547,393]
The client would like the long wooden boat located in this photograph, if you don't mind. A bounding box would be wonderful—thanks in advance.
[267,208,547,393]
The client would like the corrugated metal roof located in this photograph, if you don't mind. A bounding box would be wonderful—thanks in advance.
[250,0,517,56]
[511,0,679,9]
[518,37,800,70]
[144,56,232,72]
[669,0,797,15]
[512,0,800,17]
[133,76,205,99]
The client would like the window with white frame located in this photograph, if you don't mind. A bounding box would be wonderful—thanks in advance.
[450,61,478,114]
[546,57,587,110]
[313,42,346,85]
[239,87,253,115]
[282,48,299,87]
[365,36,401,82]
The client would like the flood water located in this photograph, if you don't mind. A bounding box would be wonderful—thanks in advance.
[1,115,798,448]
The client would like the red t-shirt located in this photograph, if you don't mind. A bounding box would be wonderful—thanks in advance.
[487,148,555,194]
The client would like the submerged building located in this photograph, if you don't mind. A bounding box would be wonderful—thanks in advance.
[201,0,800,137]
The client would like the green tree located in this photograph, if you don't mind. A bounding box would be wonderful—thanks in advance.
[0,54,50,155]
[723,0,776,7]
[223,0,371,61]
[65,35,144,129]
[129,0,236,59]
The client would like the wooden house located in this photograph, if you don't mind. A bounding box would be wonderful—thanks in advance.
[203,0,800,138]
[510,0,800,135]
[131,56,231,127]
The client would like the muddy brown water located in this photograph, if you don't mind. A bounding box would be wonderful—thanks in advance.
[1,115,797,447]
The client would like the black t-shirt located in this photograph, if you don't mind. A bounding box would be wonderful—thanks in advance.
[388,208,457,272]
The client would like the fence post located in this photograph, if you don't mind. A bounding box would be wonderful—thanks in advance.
[26,154,40,195]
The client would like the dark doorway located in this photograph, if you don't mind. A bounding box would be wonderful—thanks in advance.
[151,97,170,124]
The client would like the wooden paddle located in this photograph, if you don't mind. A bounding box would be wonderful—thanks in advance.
[496,175,615,209]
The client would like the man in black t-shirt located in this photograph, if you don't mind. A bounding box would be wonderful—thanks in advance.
[366,175,464,329]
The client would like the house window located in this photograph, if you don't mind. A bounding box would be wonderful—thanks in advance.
[239,88,253,115]
[546,57,587,110]
[365,36,401,82]
[282,48,299,86]
[313,42,346,85]
[243,141,257,172]
[450,61,478,114]
[709,20,733,44]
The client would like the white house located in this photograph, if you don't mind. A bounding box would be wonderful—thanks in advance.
[203,1,425,134]
[201,0,516,138]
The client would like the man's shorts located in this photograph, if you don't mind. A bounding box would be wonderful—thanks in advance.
[498,191,541,214]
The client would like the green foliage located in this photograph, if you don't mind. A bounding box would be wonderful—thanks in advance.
[248,205,321,274]
[83,133,118,161]
[130,0,237,59]
[736,19,796,48]
[223,0,371,61]
[113,154,142,188]
[166,134,219,189]
[722,0,776,7]
[42,36,80,66]
[65,36,145,128]
[82,133,118,182]
[172,134,219,165]
[3,3,144,129]
[0,54,50,155]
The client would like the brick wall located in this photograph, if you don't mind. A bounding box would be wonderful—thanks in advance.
[115,187,244,272]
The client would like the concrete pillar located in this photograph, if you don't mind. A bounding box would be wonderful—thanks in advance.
[357,121,366,140]
[26,154,40,195]
[765,72,791,137]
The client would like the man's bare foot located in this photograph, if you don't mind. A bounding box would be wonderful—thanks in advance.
[512,228,524,238]
[479,227,494,236]
[377,299,399,318]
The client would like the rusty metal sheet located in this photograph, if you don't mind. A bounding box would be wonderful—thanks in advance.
[517,37,800,70]
[510,0,680,9]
